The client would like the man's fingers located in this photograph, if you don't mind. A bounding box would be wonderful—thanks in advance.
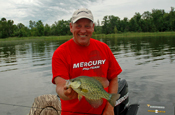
[64,87,72,95]
[64,85,69,90]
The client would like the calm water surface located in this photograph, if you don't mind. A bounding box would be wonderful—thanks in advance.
[0,36,175,115]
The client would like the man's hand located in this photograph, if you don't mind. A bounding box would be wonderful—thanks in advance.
[103,76,118,115]
[63,86,78,100]
[55,77,78,100]
[102,102,114,115]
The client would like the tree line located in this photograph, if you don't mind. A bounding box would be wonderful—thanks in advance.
[0,7,175,39]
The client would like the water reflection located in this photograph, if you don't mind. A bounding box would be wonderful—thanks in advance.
[0,40,67,72]
[1,37,174,66]
[0,37,175,74]
[98,36,175,64]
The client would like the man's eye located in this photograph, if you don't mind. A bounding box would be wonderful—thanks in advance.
[76,25,81,28]
[85,25,91,28]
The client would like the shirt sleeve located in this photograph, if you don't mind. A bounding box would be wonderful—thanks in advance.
[106,45,122,80]
[52,48,69,84]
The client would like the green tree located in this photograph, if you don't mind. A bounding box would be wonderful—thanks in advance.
[13,23,30,37]
[29,20,36,29]
[109,15,120,33]
[102,15,120,34]
[35,20,44,36]
[151,9,165,31]
[141,11,152,32]
[102,16,110,34]
[51,19,71,36]
[0,18,16,38]
[29,20,37,36]
[169,7,175,31]
[129,18,139,32]
[114,26,118,33]
[50,24,55,35]
[0,18,8,38]
[7,20,15,37]
[120,17,129,32]
[44,24,51,36]
[129,13,142,32]
[94,20,102,34]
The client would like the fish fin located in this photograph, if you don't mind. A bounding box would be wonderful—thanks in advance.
[85,98,103,108]
[78,85,88,93]
[81,88,88,93]
[78,94,83,101]
[108,94,120,107]
[92,77,109,88]
[79,86,88,93]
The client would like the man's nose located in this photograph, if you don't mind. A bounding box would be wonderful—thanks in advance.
[80,27,86,33]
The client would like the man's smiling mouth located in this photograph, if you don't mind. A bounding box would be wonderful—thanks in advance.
[79,35,87,37]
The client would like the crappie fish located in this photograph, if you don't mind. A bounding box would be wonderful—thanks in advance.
[66,76,120,108]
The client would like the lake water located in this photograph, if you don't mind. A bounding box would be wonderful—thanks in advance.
[0,36,175,115]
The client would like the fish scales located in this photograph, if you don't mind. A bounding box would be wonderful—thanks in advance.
[73,76,110,100]
[67,76,120,108]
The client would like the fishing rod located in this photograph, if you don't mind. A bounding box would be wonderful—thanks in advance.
[0,102,101,115]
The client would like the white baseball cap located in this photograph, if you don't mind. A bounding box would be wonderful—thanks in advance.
[71,8,94,23]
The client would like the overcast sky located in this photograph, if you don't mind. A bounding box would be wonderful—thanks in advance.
[0,0,174,26]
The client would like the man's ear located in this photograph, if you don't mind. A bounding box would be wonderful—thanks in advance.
[92,23,95,32]
[93,23,95,28]
[70,23,73,33]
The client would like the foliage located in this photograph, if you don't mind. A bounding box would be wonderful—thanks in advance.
[0,7,175,39]
[100,7,175,34]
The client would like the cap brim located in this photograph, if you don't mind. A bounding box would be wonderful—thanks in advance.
[72,16,93,23]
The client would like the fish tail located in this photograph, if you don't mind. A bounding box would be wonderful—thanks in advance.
[108,93,120,107]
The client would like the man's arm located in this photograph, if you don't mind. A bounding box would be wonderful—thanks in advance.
[103,76,118,115]
[54,77,78,100]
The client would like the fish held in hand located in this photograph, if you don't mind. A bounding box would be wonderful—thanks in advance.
[66,76,120,108]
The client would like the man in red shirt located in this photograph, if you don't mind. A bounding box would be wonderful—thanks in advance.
[52,8,122,115]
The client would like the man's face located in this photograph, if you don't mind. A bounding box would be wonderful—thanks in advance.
[70,18,94,46]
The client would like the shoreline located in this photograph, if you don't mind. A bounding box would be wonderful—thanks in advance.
[0,32,175,42]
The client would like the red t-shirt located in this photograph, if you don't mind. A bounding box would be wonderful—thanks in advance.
[52,38,122,115]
